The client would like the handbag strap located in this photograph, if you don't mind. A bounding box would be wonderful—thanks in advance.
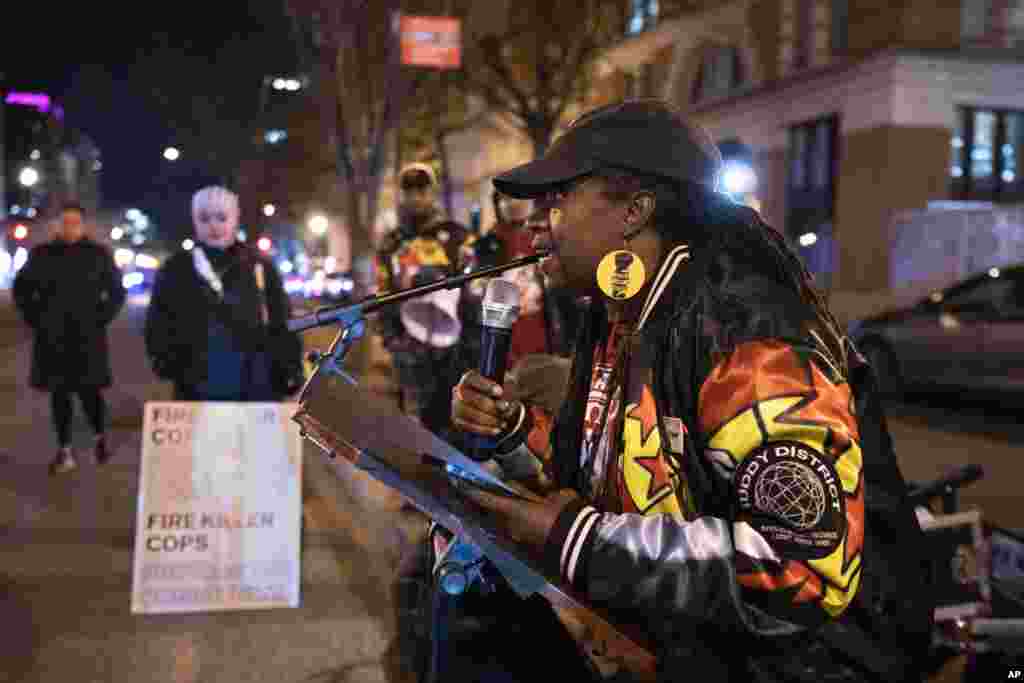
[253,262,270,327]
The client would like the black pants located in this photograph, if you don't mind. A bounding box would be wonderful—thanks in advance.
[392,346,466,440]
[51,387,106,447]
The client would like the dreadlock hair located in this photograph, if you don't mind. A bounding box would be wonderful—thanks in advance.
[593,166,848,376]
[550,165,850,495]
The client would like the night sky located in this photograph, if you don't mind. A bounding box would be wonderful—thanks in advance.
[3,2,299,228]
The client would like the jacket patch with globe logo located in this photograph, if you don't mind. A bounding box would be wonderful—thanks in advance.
[735,441,845,560]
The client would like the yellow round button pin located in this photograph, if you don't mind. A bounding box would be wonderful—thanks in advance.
[596,250,646,300]
[549,207,563,228]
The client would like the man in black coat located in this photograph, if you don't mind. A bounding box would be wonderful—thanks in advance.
[143,186,304,404]
[13,202,126,475]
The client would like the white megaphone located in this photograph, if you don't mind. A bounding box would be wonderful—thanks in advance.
[400,286,462,348]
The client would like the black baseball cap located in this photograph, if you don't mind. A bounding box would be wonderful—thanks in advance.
[493,98,722,199]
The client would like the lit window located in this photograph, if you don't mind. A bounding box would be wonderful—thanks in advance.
[972,110,996,179]
[951,116,966,179]
[830,0,849,54]
[951,107,1024,201]
[811,119,833,189]
[786,115,839,288]
[962,0,1024,47]
[1004,112,1022,185]
[789,126,809,189]
[692,46,744,104]
[793,0,814,69]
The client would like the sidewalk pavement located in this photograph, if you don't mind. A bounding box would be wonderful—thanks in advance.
[0,293,427,683]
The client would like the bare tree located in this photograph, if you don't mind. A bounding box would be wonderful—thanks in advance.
[454,0,623,158]
[399,67,480,218]
[286,0,415,291]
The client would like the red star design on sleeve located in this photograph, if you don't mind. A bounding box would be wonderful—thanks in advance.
[628,387,674,501]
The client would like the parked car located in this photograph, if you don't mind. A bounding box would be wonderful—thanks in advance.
[848,264,1024,395]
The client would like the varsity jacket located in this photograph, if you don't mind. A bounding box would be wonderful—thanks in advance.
[491,215,880,681]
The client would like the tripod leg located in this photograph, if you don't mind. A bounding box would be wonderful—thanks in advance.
[425,585,456,683]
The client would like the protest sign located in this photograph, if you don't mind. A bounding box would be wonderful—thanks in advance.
[131,402,303,614]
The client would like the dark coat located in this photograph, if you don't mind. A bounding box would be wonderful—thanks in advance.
[12,238,126,391]
[143,243,304,400]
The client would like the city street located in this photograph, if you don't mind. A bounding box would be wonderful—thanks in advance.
[4,1,1024,681]
[0,292,425,683]
[0,292,1021,682]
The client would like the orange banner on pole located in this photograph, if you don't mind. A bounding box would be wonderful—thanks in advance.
[400,15,461,69]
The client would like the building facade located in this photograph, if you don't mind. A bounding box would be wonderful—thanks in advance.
[584,0,1024,319]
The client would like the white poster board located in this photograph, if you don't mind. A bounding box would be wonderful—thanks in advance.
[131,402,303,614]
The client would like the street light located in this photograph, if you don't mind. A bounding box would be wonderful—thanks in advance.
[264,129,288,144]
[110,227,124,241]
[257,237,272,252]
[163,147,181,161]
[182,239,195,251]
[720,161,757,196]
[799,232,818,247]
[18,167,40,187]
[272,77,303,92]
[308,214,328,237]
[263,203,276,217]
[114,248,135,268]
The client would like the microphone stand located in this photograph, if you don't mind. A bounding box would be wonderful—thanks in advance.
[289,253,547,683]
[290,253,545,405]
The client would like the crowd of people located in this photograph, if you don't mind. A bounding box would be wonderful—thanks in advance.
[12,97,945,682]
[11,166,574,476]
[373,162,578,447]
[13,187,305,475]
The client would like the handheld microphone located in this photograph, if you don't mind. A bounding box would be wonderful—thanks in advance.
[479,278,520,384]
[466,278,520,460]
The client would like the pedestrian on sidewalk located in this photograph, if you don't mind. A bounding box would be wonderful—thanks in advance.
[144,186,304,402]
[13,201,126,475]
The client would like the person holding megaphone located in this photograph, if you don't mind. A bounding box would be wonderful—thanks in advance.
[374,163,476,441]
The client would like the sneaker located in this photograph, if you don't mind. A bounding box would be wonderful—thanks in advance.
[49,447,77,476]
[94,435,111,465]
